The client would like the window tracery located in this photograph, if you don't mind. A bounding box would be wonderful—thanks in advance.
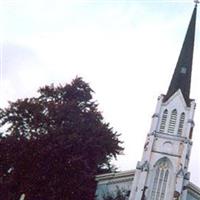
[150,159,170,200]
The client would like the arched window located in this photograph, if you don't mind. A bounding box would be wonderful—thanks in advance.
[178,113,185,135]
[150,159,170,200]
[168,109,177,134]
[159,109,168,133]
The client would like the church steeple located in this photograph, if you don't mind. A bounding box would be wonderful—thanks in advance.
[129,5,198,200]
[164,5,197,106]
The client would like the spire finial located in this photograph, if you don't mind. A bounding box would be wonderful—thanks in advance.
[194,0,199,6]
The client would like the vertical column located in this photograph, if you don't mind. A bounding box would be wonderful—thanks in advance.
[150,95,163,133]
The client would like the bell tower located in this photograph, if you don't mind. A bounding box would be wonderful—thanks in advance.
[129,4,197,200]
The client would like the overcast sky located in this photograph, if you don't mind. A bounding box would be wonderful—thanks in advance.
[0,0,200,186]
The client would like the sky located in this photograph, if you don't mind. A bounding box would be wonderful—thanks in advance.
[0,0,200,186]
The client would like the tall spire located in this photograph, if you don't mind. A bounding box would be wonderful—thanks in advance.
[164,5,197,106]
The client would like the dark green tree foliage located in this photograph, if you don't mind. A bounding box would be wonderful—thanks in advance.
[0,77,123,200]
[103,187,130,200]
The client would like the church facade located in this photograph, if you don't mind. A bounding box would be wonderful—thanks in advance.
[96,4,200,200]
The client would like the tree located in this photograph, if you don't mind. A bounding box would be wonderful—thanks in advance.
[0,77,123,200]
[103,187,130,200]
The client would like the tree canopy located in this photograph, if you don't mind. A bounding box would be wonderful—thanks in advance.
[0,77,123,200]
[103,187,130,200]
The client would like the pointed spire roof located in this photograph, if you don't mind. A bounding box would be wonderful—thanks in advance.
[164,5,197,106]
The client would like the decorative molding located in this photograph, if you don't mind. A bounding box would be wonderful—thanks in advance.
[184,172,190,180]
[154,132,191,143]
[152,113,159,118]
[95,170,135,182]
[152,150,181,158]
[107,177,134,185]
[188,182,200,196]
[136,161,149,172]
[187,119,195,126]
[177,164,185,177]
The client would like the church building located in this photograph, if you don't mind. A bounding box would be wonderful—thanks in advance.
[96,4,200,200]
